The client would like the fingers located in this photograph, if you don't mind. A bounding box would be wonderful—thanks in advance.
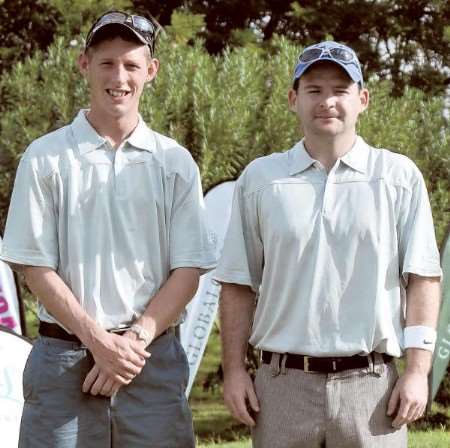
[89,374,108,396]
[130,342,151,359]
[224,376,259,427]
[82,365,100,393]
[388,372,428,428]
[247,384,260,414]
[387,384,399,416]
[225,393,257,427]
[98,378,115,397]
[392,399,426,428]
[118,360,144,378]
[83,365,131,395]
[392,399,408,428]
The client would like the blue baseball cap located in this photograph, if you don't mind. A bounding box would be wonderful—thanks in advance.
[293,41,364,87]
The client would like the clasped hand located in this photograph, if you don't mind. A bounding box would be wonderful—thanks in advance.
[82,331,150,397]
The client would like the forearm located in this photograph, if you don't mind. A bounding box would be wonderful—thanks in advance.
[135,267,200,342]
[220,283,256,374]
[405,273,441,373]
[22,265,104,346]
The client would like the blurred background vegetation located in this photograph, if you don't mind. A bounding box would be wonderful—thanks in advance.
[0,0,449,443]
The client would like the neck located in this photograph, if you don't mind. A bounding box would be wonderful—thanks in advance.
[86,109,139,149]
[303,132,357,172]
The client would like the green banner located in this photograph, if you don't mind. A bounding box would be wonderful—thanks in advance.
[430,224,450,401]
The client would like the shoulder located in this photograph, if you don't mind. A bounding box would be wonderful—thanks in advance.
[151,130,198,181]
[20,125,71,176]
[238,150,290,195]
[365,142,424,190]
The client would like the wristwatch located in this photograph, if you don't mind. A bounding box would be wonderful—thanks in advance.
[130,324,152,345]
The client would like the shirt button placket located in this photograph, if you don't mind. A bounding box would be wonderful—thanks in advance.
[114,148,123,194]
[322,164,338,217]
[322,172,331,217]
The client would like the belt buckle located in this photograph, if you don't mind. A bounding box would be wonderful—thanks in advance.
[303,356,310,372]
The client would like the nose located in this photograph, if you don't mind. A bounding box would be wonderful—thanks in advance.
[111,64,127,85]
[319,94,336,109]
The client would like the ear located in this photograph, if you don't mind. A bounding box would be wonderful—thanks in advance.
[78,52,90,76]
[147,58,160,83]
[288,88,298,112]
[359,88,369,112]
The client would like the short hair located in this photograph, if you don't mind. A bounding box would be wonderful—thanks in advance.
[85,24,152,60]
[291,70,363,93]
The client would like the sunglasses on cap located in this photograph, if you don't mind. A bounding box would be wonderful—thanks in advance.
[298,46,358,65]
[293,41,364,86]
[86,11,160,54]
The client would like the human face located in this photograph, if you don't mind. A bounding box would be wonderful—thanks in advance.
[288,62,368,140]
[78,37,159,124]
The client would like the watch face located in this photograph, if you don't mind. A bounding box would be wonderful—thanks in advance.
[131,325,150,344]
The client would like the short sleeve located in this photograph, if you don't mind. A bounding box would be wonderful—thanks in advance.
[169,161,216,273]
[214,173,264,292]
[0,157,59,270]
[398,171,442,284]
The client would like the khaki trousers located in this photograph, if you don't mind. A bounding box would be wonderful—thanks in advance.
[252,353,407,448]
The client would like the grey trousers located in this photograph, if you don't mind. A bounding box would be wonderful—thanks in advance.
[19,331,195,448]
[252,353,407,448]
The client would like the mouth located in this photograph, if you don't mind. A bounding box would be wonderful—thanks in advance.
[106,89,131,98]
[315,115,338,120]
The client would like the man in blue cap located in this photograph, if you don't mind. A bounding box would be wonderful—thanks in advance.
[215,41,442,447]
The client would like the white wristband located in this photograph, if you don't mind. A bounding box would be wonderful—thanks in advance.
[403,325,437,352]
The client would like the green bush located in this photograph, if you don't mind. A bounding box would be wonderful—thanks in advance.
[1,35,448,241]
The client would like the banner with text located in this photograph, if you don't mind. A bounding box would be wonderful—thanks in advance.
[0,327,32,447]
[180,181,236,396]
[431,225,450,400]
[0,237,21,334]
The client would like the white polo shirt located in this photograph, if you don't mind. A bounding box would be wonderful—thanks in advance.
[214,137,442,357]
[0,110,216,329]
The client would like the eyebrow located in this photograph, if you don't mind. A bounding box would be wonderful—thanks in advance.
[302,82,352,89]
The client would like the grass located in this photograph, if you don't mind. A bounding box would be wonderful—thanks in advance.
[197,430,450,447]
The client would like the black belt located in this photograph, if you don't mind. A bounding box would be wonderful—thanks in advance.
[39,321,173,344]
[39,321,128,343]
[261,350,393,373]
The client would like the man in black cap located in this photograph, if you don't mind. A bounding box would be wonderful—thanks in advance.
[1,10,216,447]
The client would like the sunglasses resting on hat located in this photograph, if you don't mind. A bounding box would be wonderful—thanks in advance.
[293,41,364,87]
[85,10,160,54]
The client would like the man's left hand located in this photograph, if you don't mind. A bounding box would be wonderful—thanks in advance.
[82,364,126,396]
[387,370,428,428]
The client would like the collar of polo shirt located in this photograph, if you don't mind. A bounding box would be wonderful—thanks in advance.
[288,137,370,176]
[71,110,156,154]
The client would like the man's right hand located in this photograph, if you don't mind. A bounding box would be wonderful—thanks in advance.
[223,368,260,427]
[84,330,150,385]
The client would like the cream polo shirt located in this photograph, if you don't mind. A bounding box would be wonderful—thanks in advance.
[0,110,216,329]
[214,137,442,357]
